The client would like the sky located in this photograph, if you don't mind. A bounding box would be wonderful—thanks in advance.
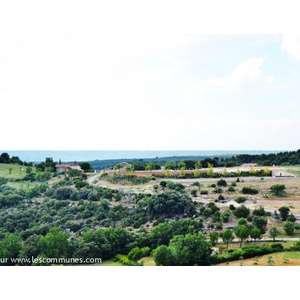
[1,33,300,151]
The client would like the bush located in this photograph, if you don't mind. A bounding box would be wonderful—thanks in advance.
[270,243,284,252]
[192,182,200,187]
[213,188,223,194]
[235,196,246,204]
[190,189,198,197]
[200,190,208,195]
[233,205,250,218]
[218,194,224,201]
[229,204,236,211]
[238,218,247,226]
[217,179,227,187]
[270,184,286,196]
[231,181,237,187]
[211,184,216,188]
[242,187,258,195]
[228,187,235,192]
[283,221,294,236]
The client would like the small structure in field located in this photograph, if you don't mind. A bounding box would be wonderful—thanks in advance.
[272,169,291,177]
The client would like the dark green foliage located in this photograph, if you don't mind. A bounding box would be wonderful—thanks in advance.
[253,206,266,216]
[75,181,89,189]
[54,187,75,200]
[286,215,296,223]
[210,232,218,246]
[190,189,198,197]
[166,181,185,191]
[283,221,294,236]
[252,216,267,233]
[238,218,247,226]
[279,206,290,221]
[235,225,250,247]
[242,187,258,195]
[270,184,286,196]
[221,211,231,223]
[217,179,227,187]
[153,233,212,266]
[159,181,167,187]
[228,186,235,192]
[233,205,250,218]
[270,242,284,252]
[235,196,245,204]
[229,204,236,211]
[79,162,94,172]
[148,191,192,217]
[200,190,208,195]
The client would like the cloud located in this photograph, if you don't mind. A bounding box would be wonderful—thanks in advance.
[281,35,300,61]
[184,57,274,93]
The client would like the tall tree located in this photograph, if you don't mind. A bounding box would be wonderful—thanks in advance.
[250,227,262,244]
[235,225,250,248]
[222,229,234,249]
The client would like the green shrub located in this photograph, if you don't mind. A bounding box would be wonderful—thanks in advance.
[228,187,235,192]
[200,190,208,195]
[229,204,235,211]
[242,187,258,195]
[231,181,237,187]
[235,196,246,204]
[217,179,227,187]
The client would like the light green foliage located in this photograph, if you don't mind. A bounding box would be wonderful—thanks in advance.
[283,221,294,236]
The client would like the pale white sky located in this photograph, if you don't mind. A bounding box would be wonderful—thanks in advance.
[1,2,300,151]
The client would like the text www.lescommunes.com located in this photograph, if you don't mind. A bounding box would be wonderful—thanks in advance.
[0,257,102,265]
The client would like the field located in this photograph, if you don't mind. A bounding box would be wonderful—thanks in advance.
[215,251,300,266]
[0,163,31,179]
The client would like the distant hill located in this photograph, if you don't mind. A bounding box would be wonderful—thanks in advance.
[0,150,285,163]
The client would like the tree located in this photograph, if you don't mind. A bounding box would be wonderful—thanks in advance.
[236,168,241,176]
[114,164,123,173]
[233,205,250,218]
[38,228,70,258]
[8,167,13,174]
[252,216,267,233]
[269,227,279,242]
[279,206,290,221]
[238,218,247,226]
[125,165,134,173]
[207,163,214,177]
[168,233,212,266]
[177,162,186,170]
[283,221,294,236]
[79,162,94,172]
[179,167,185,177]
[270,184,286,196]
[210,232,219,246]
[0,233,22,265]
[165,163,171,170]
[222,167,228,176]
[195,162,202,170]
[222,229,234,249]
[153,245,175,266]
[26,166,33,175]
[235,225,250,248]
[250,227,262,244]
[249,166,256,176]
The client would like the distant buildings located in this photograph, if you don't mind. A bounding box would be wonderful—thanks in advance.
[55,164,83,174]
